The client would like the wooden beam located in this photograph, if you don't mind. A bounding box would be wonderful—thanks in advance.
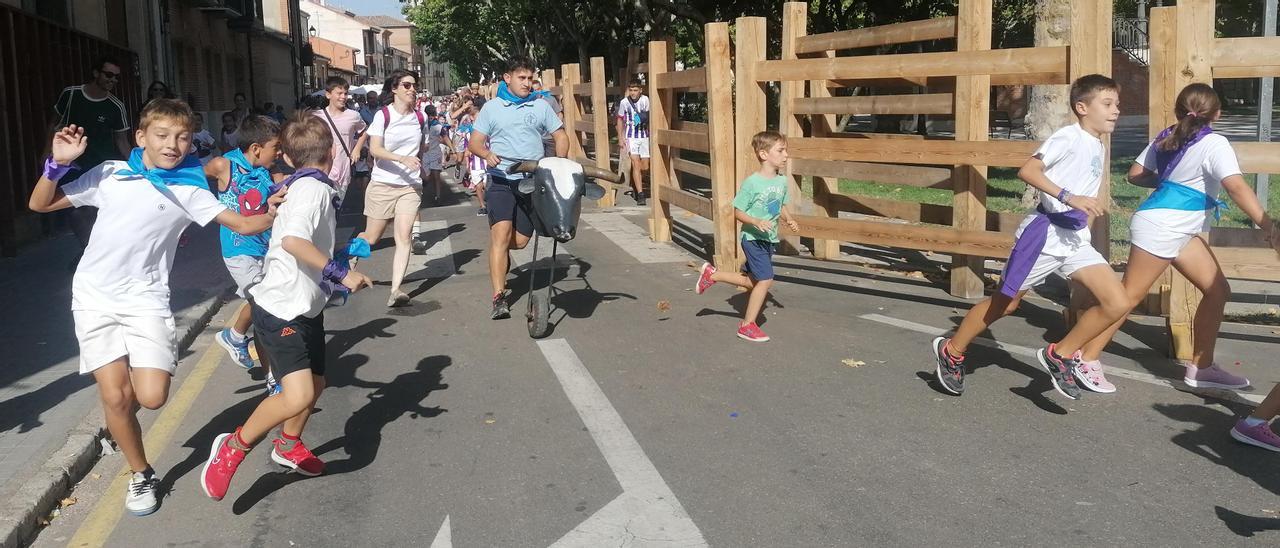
[825,71,1068,90]
[1148,7,1178,138]
[735,16,767,188]
[660,187,714,220]
[672,157,712,180]
[778,1,807,256]
[1214,65,1280,79]
[572,83,592,95]
[823,192,1023,233]
[1212,37,1280,73]
[781,214,1014,258]
[648,38,674,243]
[950,0,993,298]
[825,132,926,140]
[574,120,595,134]
[655,67,708,91]
[754,46,1068,82]
[654,128,710,153]
[590,57,613,206]
[705,21,739,268]
[559,63,584,159]
[790,159,952,188]
[792,93,954,115]
[789,137,1037,168]
[1213,247,1280,282]
[1208,227,1271,248]
[1235,142,1280,174]
[795,17,957,54]
[1071,0,1113,265]
[672,120,707,133]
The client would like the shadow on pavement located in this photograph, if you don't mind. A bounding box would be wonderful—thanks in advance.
[1152,401,1280,498]
[0,373,92,434]
[1215,505,1280,538]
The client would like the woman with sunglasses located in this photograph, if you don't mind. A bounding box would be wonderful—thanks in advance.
[355,69,427,307]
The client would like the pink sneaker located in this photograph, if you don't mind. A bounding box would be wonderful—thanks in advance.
[737,322,769,342]
[200,431,247,501]
[1073,359,1116,394]
[1183,362,1251,390]
[1230,419,1280,452]
[695,262,717,294]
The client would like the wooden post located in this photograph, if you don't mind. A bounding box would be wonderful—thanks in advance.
[590,56,615,207]
[1167,0,1216,361]
[706,22,739,268]
[950,0,992,299]
[1140,6,1177,316]
[734,17,768,269]
[793,1,841,260]
[648,39,673,242]
[776,2,807,256]
[560,63,584,159]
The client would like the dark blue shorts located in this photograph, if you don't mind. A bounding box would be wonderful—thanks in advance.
[740,238,776,281]
[486,176,535,237]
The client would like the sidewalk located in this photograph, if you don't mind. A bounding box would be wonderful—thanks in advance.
[0,222,232,547]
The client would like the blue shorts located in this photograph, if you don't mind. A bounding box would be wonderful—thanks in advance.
[486,176,535,237]
[740,238,776,281]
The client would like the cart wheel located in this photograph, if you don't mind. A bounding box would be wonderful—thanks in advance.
[528,293,550,338]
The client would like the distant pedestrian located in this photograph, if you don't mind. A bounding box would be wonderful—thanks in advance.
[358,90,379,125]
[192,112,217,165]
[200,115,371,502]
[219,111,239,152]
[616,79,651,205]
[51,55,132,259]
[694,131,798,343]
[313,76,369,204]
[230,92,251,125]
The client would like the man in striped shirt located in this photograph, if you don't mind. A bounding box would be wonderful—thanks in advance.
[616,79,650,206]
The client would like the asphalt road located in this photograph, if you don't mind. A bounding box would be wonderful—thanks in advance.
[29,187,1280,547]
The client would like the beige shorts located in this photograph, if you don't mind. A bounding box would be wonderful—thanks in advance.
[73,310,178,375]
[364,181,422,220]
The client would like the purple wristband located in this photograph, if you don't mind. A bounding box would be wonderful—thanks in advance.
[43,157,74,181]
[322,259,349,284]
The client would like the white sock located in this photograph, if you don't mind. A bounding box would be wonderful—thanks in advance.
[1243,416,1269,427]
[228,327,248,344]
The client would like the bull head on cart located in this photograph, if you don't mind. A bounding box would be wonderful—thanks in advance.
[506,158,621,242]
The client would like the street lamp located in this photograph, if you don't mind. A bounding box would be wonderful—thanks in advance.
[309,26,317,38]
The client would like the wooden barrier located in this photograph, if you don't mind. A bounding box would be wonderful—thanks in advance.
[761,0,1111,298]
[1147,0,1280,360]
[647,23,738,268]
[556,48,645,207]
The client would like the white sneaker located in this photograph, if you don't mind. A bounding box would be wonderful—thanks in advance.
[125,470,160,516]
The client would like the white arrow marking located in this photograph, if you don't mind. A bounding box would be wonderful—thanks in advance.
[417,220,457,279]
[429,515,451,548]
[536,339,708,547]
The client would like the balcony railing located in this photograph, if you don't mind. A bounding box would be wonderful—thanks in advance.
[1114,17,1149,66]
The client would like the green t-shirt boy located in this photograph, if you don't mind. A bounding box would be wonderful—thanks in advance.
[733,173,790,243]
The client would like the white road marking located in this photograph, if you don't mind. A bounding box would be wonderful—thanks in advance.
[429,515,451,548]
[580,213,690,264]
[859,313,1266,405]
[417,220,457,278]
[536,339,707,547]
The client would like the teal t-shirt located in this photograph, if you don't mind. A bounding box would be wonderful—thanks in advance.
[732,173,789,243]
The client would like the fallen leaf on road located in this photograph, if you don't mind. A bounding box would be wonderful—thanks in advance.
[657,300,672,312]
[484,419,496,425]
[686,261,697,268]
[91,473,101,480]
[59,497,76,508]
[842,359,866,368]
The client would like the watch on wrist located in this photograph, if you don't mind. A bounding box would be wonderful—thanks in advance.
[1057,189,1072,204]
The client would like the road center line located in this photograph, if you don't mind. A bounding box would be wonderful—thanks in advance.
[536,339,707,547]
[859,313,1265,405]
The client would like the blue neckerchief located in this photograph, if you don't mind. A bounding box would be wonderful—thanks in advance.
[457,123,473,134]
[117,147,207,192]
[496,82,537,106]
[223,149,274,196]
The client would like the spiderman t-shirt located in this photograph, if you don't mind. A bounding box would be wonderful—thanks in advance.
[217,150,273,258]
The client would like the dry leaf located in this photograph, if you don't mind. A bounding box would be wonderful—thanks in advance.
[906,271,926,279]
[656,300,672,312]
[91,473,101,480]
[686,261,697,268]
[842,359,866,368]
[484,418,496,425]
[60,497,77,508]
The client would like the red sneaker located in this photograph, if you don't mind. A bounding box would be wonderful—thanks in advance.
[695,262,718,294]
[736,322,770,342]
[200,432,246,501]
[271,437,325,476]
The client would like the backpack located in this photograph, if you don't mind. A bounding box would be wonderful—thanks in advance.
[626,96,649,132]
[379,106,427,156]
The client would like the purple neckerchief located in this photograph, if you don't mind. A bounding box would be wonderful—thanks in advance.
[1153,124,1214,180]
[998,205,1089,298]
[270,167,341,210]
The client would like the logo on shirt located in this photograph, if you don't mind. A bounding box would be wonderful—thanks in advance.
[97,115,107,124]
[280,326,297,337]
[157,203,166,211]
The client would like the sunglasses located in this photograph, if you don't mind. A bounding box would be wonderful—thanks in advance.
[399,82,418,90]
[100,70,120,80]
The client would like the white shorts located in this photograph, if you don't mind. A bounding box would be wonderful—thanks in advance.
[223,255,265,299]
[73,311,177,375]
[469,170,488,188]
[1129,214,1196,260]
[1002,245,1108,293]
[626,137,650,159]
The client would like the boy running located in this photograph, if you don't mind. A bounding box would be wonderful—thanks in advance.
[201,115,372,500]
[206,115,283,374]
[28,98,279,516]
[314,76,369,206]
[930,75,1130,400]
[694,131,799,342]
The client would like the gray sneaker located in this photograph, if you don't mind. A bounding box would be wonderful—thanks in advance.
[932,337,965,396]
[1036,345,1083,400]
[491,290,511,320]
[125,470,160,516]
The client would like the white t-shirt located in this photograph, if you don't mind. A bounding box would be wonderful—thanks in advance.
[63,161,228,316]
[367,106,424,186]
[249,177,337,320]
[1133,133,1241,234]
[421,122,448,162]
[1015,123,1105,256]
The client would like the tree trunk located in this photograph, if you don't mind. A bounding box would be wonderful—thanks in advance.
[1022,0,1073,207]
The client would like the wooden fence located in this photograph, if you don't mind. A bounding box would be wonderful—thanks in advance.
[648,24,739,268]
[1147,0,1280,359]
[732,0,1114,299]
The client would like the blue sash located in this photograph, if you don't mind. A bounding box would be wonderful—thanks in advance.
[1137,124,1227,219]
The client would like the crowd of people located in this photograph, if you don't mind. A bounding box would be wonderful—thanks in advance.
[26,52,1280,521]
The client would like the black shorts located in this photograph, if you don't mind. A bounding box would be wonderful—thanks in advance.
[250,300,326,378]
[486,176,535,237]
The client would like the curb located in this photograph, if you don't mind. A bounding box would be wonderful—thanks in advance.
[0,289,229,548]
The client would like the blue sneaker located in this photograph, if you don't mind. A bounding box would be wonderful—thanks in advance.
[216,328,254,370]
[265,370,282,397]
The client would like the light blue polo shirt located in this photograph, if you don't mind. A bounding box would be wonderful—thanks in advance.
[473,96,563,176]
